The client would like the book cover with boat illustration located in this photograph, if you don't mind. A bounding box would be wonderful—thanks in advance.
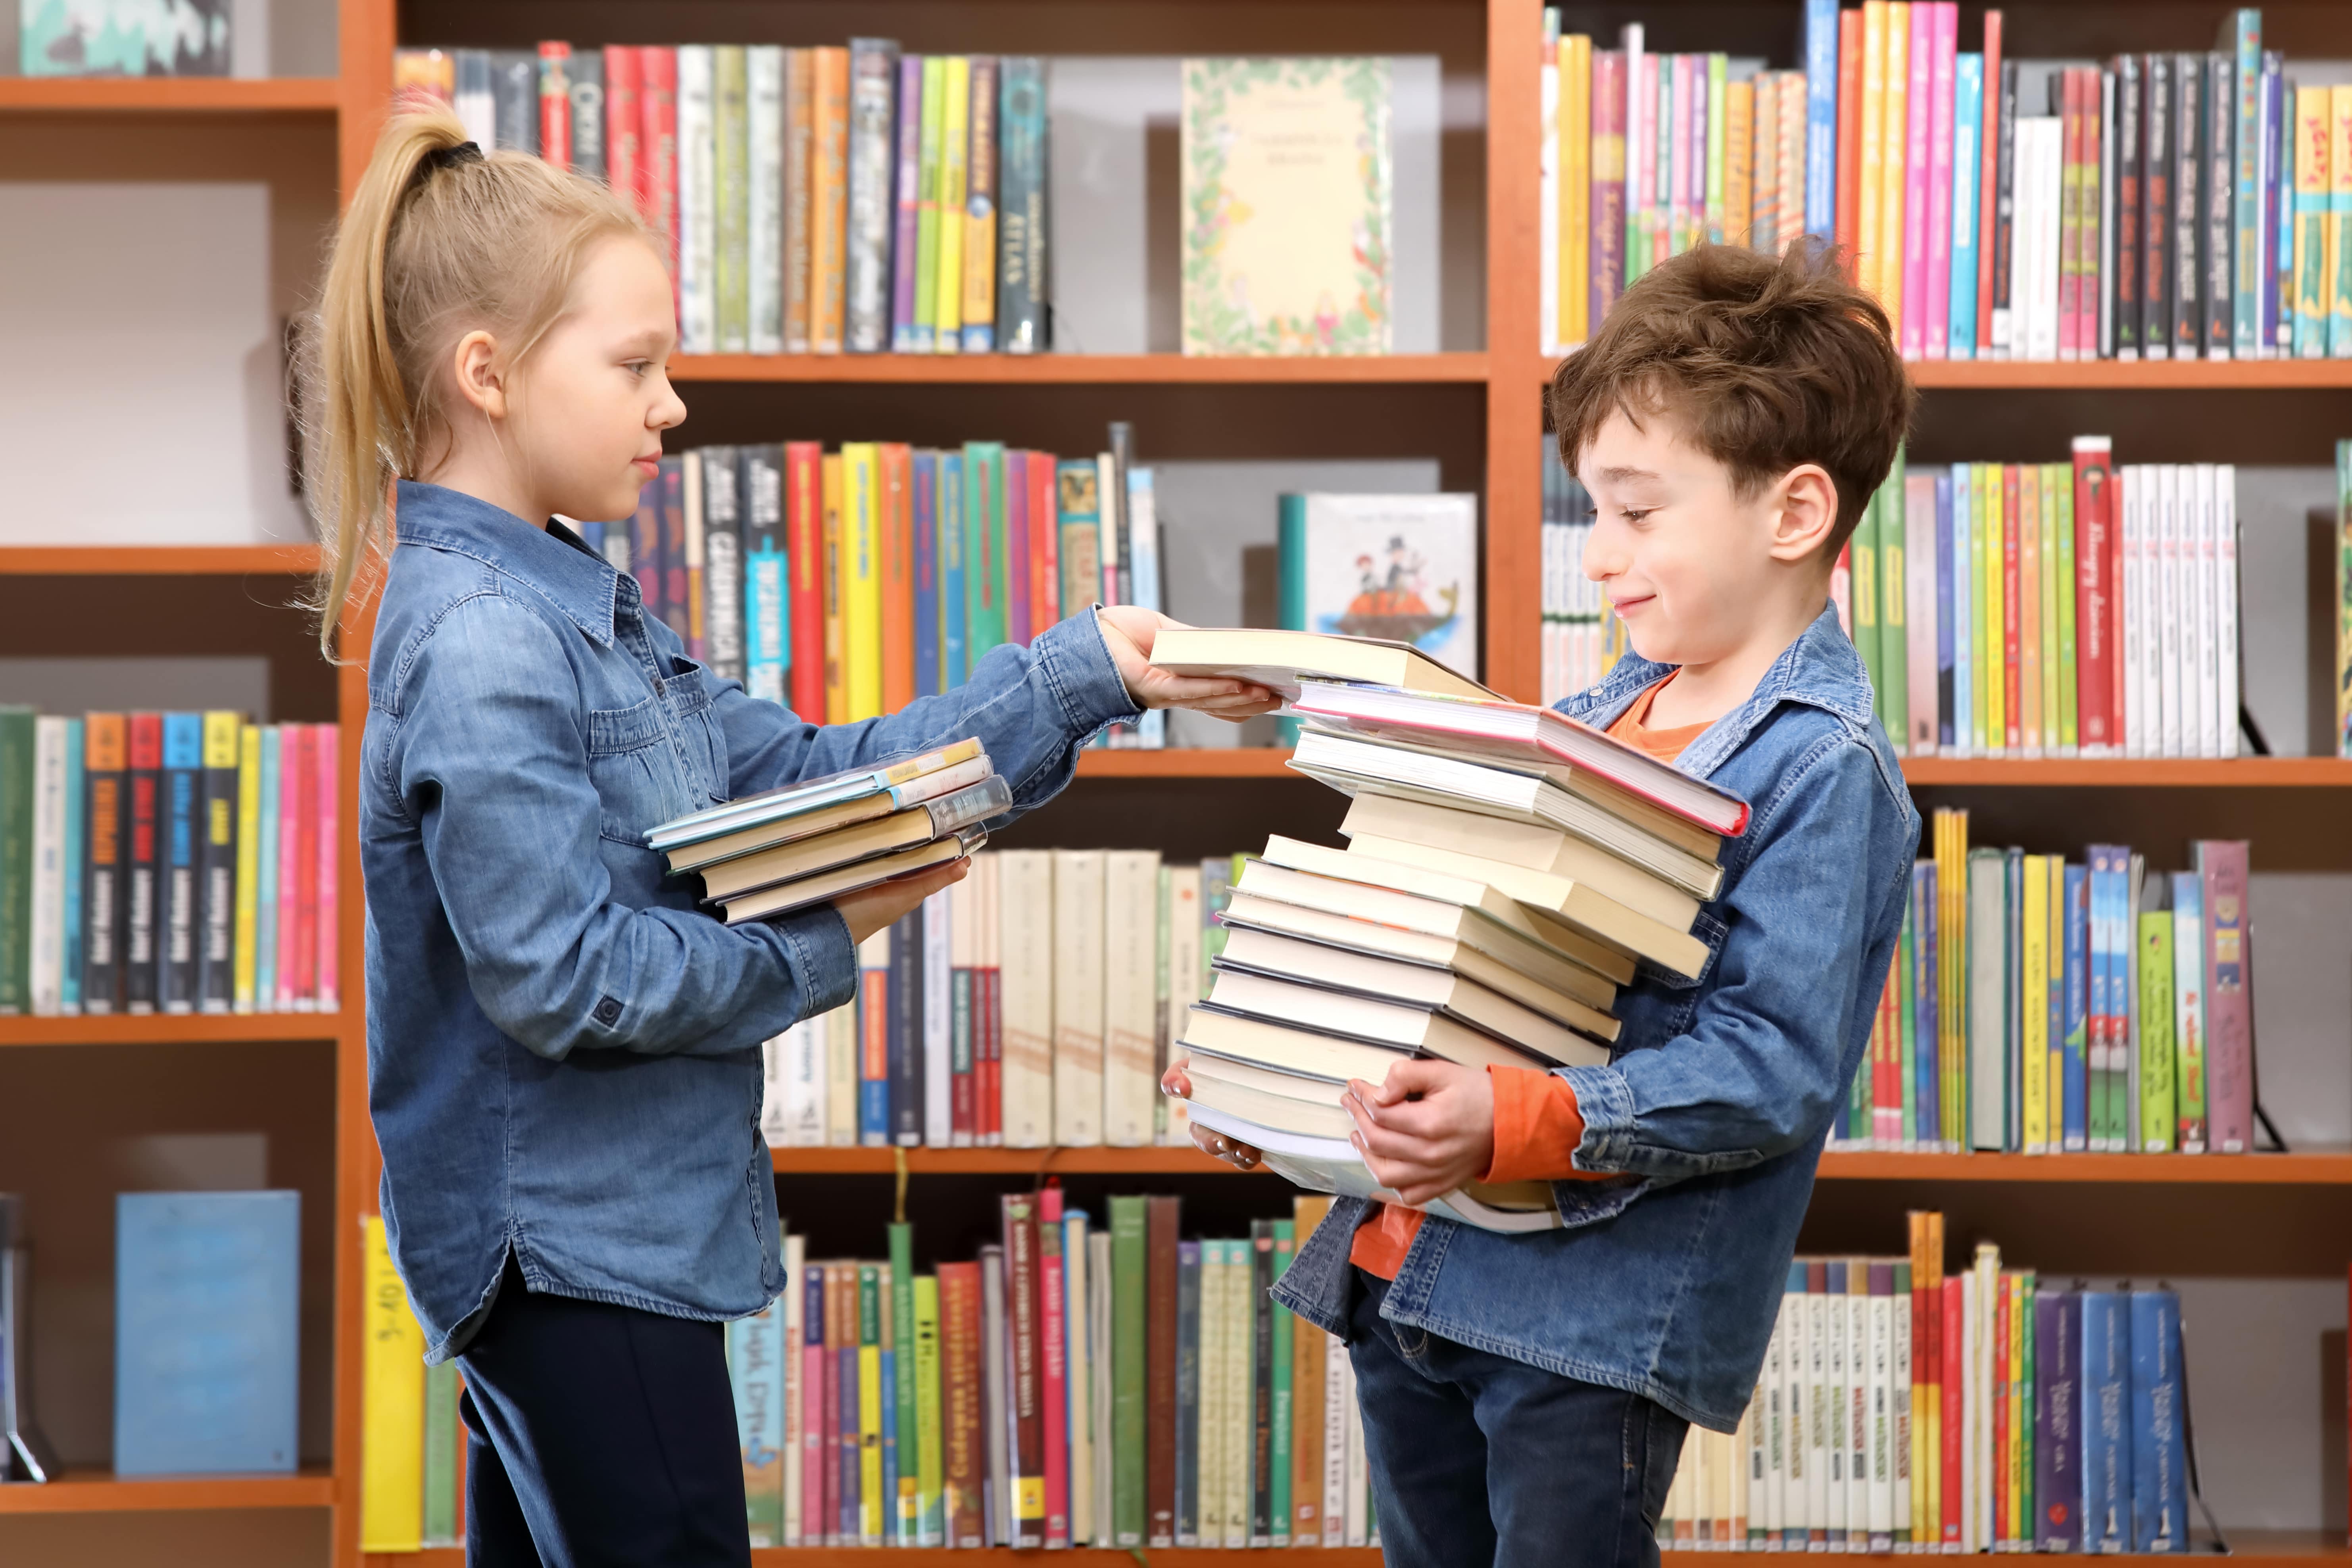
[1279,492,1480,678]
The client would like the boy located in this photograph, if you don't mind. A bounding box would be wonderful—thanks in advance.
[1172,241,1921,1566]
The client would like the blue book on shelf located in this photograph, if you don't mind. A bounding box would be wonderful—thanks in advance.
[158,713,203,1014]
[725,1291,787,1544]
[938,453,967,689]
[1913,861,1940,1143]
[114,1190,299,1477]
[2033,1287,2080,1549]
[1934,473,1955,748]
[879,1345,900,1542]
[913,450,942,699]
[2130,1287,2187,1552]
[61,717,83,1013]
[1950,56,1983,357]
[1803,0,1839,238]
[2062,862,2089,1151]
[255,724,279,1011]
[2080,1287,2133,1554]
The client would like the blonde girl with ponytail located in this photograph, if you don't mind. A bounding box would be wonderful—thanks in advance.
[311,108,1270,1565]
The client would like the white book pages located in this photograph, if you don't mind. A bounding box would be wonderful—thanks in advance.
[2194,462,2221,758]
[2157,465,2184,757]
[1051,851,1107,1146]
[2215,465,2239,757]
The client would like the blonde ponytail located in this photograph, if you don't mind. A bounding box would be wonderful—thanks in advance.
[300,107,653,660]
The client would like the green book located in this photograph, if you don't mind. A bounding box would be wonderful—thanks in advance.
[1274,494,1307,747]
[2018,1270,2037,1533]
[1852,477,1881,726]
[1878,448,1908,758]
[964,441,1009,663]
[1268,1220,1295,1546]
[0,706,33,1013]
[715,45,751,352]
[1109,1195,1148,1547]
[889,1223,921,1544]
[912,1273,945,1545]
[914,56,945,344]
[2052,465,2078,751]
[421,1360,461,1547]
[2137,903,2177,1152]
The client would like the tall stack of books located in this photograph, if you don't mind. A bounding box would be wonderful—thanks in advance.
[1150,629,1749,1226]
[648,739,1007,927]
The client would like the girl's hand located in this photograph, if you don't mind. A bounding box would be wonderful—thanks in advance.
[1096,607,1280,722]
[833,856,970,946]
[1344,1059,1497,1207]
[1161,1061,1264,1171]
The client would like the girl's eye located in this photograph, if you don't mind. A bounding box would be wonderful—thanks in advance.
[624,360,652,378]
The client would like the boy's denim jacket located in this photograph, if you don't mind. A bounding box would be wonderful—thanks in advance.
[362,482,1142,1363]
[1272,604,1921,1432]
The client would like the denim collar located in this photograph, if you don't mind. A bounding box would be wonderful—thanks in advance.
[392,480,625,649]
[1572,602,1874,782]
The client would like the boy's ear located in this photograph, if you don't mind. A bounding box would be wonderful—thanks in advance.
[1764,463,1841,566]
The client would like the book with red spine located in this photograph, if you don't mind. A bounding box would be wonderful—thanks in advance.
[2071,437,2116,751]
[123,712,162,1014]
[786,441,826,717]
[1835,10,1863,265]
[313,723,339,1010]
[1941,1273,1965,1546]
[1038,1186,1070,1548]
[1145,1193,1181,1547]
[1975,11,2005,355]
[2195,839,2255,1153]
[538,42,573,169]
[976,855,1002,1145]
[604,47,641,205]
[2002,464,2024,750]
[939,1260,986,1547]
[290,724,319,1012]
[638,47,680,301]
[1027,452,1059,638]
[2060,67,2086,358]
[880,442,916,714]
[1001,1193,1045,1546]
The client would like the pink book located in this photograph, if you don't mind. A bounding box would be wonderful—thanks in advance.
[277,724,309,1010]
[1633,52,1658,267]
[1923,3,1957,359]
[313,722,338,1011]
[802,1264,828,1545]
[1900,9,1933,357]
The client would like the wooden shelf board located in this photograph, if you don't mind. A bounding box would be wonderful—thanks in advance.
[0,544,322,576]
[0,1012,344,1048]
[0,1466,334,1514]
[0,77,340,113]
[1902,755,2352,786]
[1820,1149,2352,1184]
[1073,749,1301,778]
[1909,357,2352,390]
[774,1146,1250,1176]
[669,352,1488,385]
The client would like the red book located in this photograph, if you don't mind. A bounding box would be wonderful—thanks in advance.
[1992,1275,2010,1542]
[1038,1187,1070,1548]
[938,1261,986,1548]
[638,47,680,300]
[125,713,162,1013]
[1028,452,1060,638]
[880,442,916,714]
[2002,465,2023,749]
[1941,1274,1965,1545]
[603,47,641,203]
[1003,451,1031,644]
[1878,968,1899,1146]
[2071,438,2116,751]
[537,42,573,169]
[1835,11,1863,266]
[1976,12,2004,354]
[313,723,339,1010]
[291,724,319,1012]
[785,441,826,716]
[1002,1195,1044,1546]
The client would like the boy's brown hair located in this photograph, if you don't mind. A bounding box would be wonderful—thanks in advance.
[1549,240,1916,557]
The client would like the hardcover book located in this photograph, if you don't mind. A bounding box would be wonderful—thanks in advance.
[21,0,227,76]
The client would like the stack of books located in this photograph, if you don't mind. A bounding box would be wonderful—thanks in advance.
[648,739,1006,926]
[1151,629,1749,1228]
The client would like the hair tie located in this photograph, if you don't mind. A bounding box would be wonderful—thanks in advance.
[416,140,483,182]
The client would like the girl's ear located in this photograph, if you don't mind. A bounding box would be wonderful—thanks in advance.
[449,329,508,421]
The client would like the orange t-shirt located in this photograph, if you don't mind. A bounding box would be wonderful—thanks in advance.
[1349,675,1704,1280]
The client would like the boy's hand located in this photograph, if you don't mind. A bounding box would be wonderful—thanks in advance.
[1096,607,1280,722]
[832,856,969,946]
[1345,1059,1496,1207]
[1160,1060,1265,1170]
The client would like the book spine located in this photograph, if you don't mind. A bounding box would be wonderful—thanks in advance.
[2208,54,2236,357]
[1900,8,1930,355]
[1923,10,1954,359]
[2062,863,2089,1150]
[1805,0,1839,238]
[961,57,999,352]
[157,713,201,1013]
[996,59,1049,354]
[891,54,926,352]
[843,442,884,719]
[2174,57,2202,357]
[938,453,967,685]
[536,41,573,168]
[889,912,923,1146]
[965,442,1009,665]
[1145,1195,1181,1546]
[704,450,747,684]
[857,931,889,1145]
[810,48,851,354]
[784,442,825,714]
[731,1290,788,1545]
[940,1263,983,1546]
[188,712,237,1016]
[748,48,782,353]
[859,1266,885,1545]
[1269,1220,1295,1544]
[1001,1197,1044,1547]
[934,58,970,351]
[978,860,1003,1148]
[2129,1289,2187,1550]
[921,884,952,1148]
[79,715,125,1013]
[1563,35,1593,346]
[784,50,813,352]
[358,1216,425,1550]
[2060,70,2086,358]
[675,47,715,353]
[2233,12,2262,356]
[1110,1195,1147,1546]
[230,723,258,1013]
[713,46,749,354]
[605,47,642,211]
[1035,1195,1069,1547]
[2333,86,2352,355]
[1991,60,2017,355]
[845,38,898,354]
[2197,840,2254,1152]
[1175,1239,1202,1544]
[912,56,945,353]
[1591,50,1627,322]
[24,717,62,1015]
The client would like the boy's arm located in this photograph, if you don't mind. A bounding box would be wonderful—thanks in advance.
[1555,738,1916,1182]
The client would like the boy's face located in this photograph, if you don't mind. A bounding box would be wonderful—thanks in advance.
[1576,408,1826,671]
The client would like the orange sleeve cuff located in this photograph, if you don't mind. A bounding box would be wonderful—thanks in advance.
[1479,1064,1611,1185]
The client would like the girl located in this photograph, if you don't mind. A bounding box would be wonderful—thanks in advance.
[307,108,1270,1567]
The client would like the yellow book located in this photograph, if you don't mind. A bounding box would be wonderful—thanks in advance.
[1979,463,2004,755]
[2018,465,2041,753]
[934,57,970,351]
[360,1215,425,1553]
[1858,2,1887,302]
[1724,78,1753,271]
[1560,34,1592,346]
[2332,86,2352,355]
[2008,1274,2027,1543]
[2020,856,2049,1153]
[1879,2,1910,342]
[2046,855,2067,1151]
[842,442,884,721]
[2294,86,2331,355]
[822,452,847,723]
[2037,465,2062,757]
[858,1264,885,1545]
[233,723,260,1013]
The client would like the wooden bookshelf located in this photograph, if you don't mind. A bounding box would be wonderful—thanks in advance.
[1067,750,2352,784]
[1073,749,1303,779]
[0,1014,342,1049]
[671,352,1490,385]
[1541,353,2352,390]
[0,78,341,115]
[0,545,321,576]
[0,1467,336,1514]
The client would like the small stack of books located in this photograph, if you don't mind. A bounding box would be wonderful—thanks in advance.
[648,739,1007,925]
[1151,629,1749,1228]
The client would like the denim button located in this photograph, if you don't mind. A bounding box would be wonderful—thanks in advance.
[652,677,667,698]
[593,996,622,1026]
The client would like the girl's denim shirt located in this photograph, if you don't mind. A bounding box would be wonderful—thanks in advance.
[363,481,1140,1363]
[1273,605,1922,1432]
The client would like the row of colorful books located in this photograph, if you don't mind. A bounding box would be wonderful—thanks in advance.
[1838,810,2258,1155]
[360,1195,1383,1552]
[757,847,1241,1151]
[1538,458,1630,708]
[0,711,340,1018]
[568,424,1165,744]
[1537,6,2331,364]
[1657,1213,2197,1553]
[392,42,1047,356]
[1844,443,2243,761]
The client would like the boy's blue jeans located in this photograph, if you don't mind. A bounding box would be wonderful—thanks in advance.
[1348,1268,1688,1568]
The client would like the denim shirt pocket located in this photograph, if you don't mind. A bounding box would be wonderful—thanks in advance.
[585,693,696,846]
[658,658,731,809]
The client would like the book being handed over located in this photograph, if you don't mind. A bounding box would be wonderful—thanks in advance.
[645,739,1005,924]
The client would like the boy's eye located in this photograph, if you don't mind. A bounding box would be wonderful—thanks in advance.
[1619,507,1654,525]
